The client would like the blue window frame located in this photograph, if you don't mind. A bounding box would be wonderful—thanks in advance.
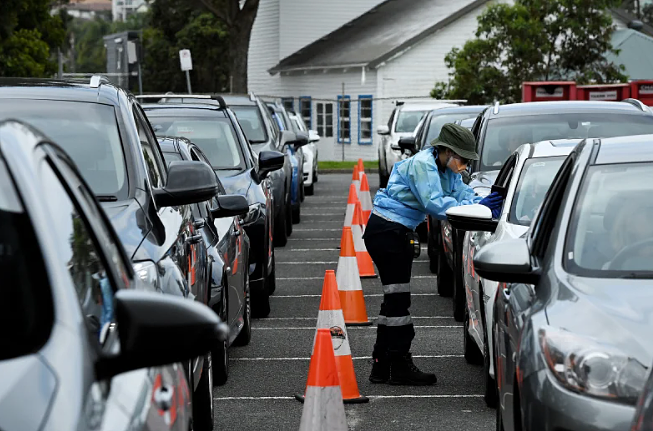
[337,95,351,144]
[299,96,312,129]
[281,97,294,111]
[358,95,373,145]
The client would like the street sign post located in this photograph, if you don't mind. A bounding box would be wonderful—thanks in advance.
[179,49,193,94]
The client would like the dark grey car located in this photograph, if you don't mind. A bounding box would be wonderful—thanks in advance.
[473,134,653,431]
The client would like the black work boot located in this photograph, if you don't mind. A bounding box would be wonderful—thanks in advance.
[369,353,390,383]
[389,353,437,386]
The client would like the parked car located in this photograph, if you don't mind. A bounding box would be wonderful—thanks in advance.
[446,139,578,408]
[287,109,320,195]
[222,94,295,245]
[455,116,477,130]
[0,77,225,419]
[471,134,653,431]
[631,360,653,431]
[139,95,285,315]
[376,99,466,187]
[266,101,308,219]
[437,100,653,323]
[0,119,227,431]
[158,136,251,384]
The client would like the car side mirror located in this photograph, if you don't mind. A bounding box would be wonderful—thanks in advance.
[473,238,541,285]
[398,137,417,155]
[309,130,320,143]
[95,290,228,381]
[258,150,285,179]
[153,161,219,207]
[291,131,310,150]
[377,125,390,135]
[446,204,498,233]
[211,195,249,218]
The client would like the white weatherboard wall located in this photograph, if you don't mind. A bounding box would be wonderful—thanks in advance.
[248,0,280,93]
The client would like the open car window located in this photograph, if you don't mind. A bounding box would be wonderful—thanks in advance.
[509,157,565,226]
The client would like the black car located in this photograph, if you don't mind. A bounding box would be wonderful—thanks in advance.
[140,95,286,315]
[0,76,224,420]
[158,136,251,384]
[0,119,226,431]
[436,99,653,322]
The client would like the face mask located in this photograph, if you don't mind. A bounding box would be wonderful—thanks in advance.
[446,154,466,173]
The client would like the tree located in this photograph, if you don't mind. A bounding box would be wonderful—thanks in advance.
[432,0,627,104]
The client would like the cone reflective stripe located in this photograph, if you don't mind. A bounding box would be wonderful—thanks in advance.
[351,203,376,278]
[359,173,373,222]
[297,329,348,431]
[357,158,365,181]
[336,227,371,326]
[297,271,368,405]
[351,165,361,198]
[343,184,358,228]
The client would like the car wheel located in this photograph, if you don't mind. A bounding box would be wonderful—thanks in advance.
[436,247,453,297]
[379,171,388,188]
[496,396,505,431]
[292,204,301,224]
[213,337,228,386]
[233,272,252,346]
[452,232,465,322]
[192,352,214,431]
[484,321,497,408]
[266,250,276,295]
[463,305,483,365]
[305,181,314,196]
[300,180,305,202]
[285,189,293,235]
[428,229,439,274]
[274,196,288,247]
[314,166,318,183]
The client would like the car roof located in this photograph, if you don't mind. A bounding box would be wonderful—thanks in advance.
[427,105,488,116]
[142,103,228,117]
[595,134,653,165]
[0,77,122,106]
[490,101,649,118]
[220,94,257,106]
[399,102,459,112]
[528,139,581,159]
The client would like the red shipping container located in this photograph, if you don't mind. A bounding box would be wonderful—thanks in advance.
[522,81,576,102]
[630,80,653,106]
[576,83,631,102]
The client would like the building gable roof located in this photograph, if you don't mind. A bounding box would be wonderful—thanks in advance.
[607,28,653,80]
[268,0,489,75]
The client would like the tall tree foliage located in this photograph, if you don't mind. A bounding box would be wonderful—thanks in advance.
[432,0,627,104]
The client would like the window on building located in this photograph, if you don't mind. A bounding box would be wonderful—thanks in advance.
[299,97,311,129]
[337,95,351,144]
[316,102,334,138]
[358,95,373,144]
[282,98,294,111]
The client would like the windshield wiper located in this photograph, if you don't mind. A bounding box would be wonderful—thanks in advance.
[249,140,266,144]
[96,195,118,202]
[618,272,653,279]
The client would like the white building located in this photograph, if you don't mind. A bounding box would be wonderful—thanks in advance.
[248,0,647,161]
[112,0,148,22]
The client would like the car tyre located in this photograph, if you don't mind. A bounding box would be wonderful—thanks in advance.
[251,286,270,318]
[436,247,453,297]
[313,166,318,183]
[213,338,228,386]
[233,272,252,346]
[300,180,305,202]
[292,204,301,224]
[285,189,293,235]
[452,232,465,322]
[463,305,483,365]
[193,352,214,431]
[484,322,497,408]
[305,181,314,196]
[274,196,288,247]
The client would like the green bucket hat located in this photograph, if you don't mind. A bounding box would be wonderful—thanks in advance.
[430,123,479,161]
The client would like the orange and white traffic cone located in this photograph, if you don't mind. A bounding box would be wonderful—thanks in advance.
[336,227,372,326]
[297,328,348,431]
[358,173,373,222]
[343,183,358,228]
[296,271,368,404]
[351,203,376,278]
[352,165,361,198]
[357,158,365,181]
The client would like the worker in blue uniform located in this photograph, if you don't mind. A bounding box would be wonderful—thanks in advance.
[363,123,503,386]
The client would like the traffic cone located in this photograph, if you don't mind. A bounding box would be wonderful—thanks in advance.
[357,158,365,181]
[296,271,368,404]
[297,329,348,431]
[351,203,376,278]
[336,227,372,326]
[359,173,373,222]
[352,165,361,198]
[343,183,358,228]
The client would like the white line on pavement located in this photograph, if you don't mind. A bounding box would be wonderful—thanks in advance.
[281,248,339,252]
[263,316,451,320]
[230,355,463,361]
[287,238,339,241]
[293,229,342,232]
[272,293,438,298]
[276,261,337,265]
[276,275,435,280]
[252,326,462,330]
[214,394,483,401]
[301,213,343,216]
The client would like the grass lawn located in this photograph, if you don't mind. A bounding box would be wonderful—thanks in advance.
[318,160,378,170]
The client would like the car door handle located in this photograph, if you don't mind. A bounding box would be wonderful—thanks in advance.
[186,234,202,245]
[193,219,205,229]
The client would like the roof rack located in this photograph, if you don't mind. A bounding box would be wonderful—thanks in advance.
[395,99,467,106]
[248,91,257,102]
[89,74,111,88]
[492,101,500,115]
[134,93,227,109]
[622,98,650,112]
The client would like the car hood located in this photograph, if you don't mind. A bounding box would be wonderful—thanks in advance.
[101,199,149,260]
[546,276,653,366]
[469,170,500,196]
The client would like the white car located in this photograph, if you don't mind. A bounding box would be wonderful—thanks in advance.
[287,110,319,195]
[376,99,466,187]
[445,139,578,408]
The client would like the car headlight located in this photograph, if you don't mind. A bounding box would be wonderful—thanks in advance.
[242,203,263,226]
[132,260,161,292]
[539,325,647,404]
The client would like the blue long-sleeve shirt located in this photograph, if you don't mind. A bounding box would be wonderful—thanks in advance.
[373,147,481,230]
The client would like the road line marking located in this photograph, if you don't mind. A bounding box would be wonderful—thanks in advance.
[252,325,462,330]
[280,248,339,252]
[230,355,463,361]
[214,394,483,401]
[287,238,340,241]
[272,293,438,298]
[263,316,452,320]
[293,229,341,232]
[276,275,435,280]
[302,213,343,216]
[276,261,337,265]
[214,396,295,400]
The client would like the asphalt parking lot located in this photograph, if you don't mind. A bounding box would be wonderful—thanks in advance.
[214,173,494,431]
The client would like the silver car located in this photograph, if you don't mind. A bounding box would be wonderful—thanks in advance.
[471,134,653,431]
[447,139,578,408]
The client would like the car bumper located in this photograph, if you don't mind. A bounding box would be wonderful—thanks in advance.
[521,369,635,431]
[303,153,314,185]
[385,146,406,173]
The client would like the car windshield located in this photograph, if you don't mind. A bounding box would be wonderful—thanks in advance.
[481,113,653,171]
[566,162,653,277]
[231,106,267,143]
[0,99,127,199]
[395,110,427,133]
[425,113,481,145]
[509,157,565,226]
[148,116,245,171]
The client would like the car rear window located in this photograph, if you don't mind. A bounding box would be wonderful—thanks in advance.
[565,162,653,278]
[0,100,128,199]
[395,110,427,133]
[231,106,267,143]
[425,113,482,145]
[481,113,653,171]
[509,157,565,226]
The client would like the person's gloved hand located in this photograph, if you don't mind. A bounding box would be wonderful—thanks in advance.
[479,192,504,219]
